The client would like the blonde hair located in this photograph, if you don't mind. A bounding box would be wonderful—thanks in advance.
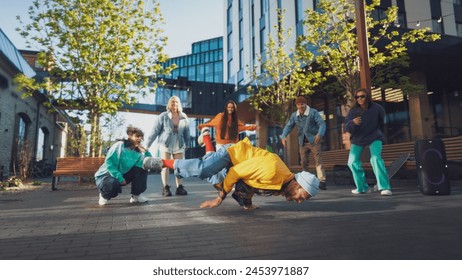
[166,95,183,113]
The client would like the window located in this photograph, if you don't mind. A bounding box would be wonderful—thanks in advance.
[18,114,28,144]
[457,23,462,37]
[227,4,232,30]
[188,66,196,81]
[210,39,218,50]
[214,62,223,82]
[239,0,243,19]
[432,19,443,33]
[201,41,209,52]
[239,48,244,70]
[227,58,233,80]
[313,0,319,10]
[11,113,31,173]
[296,0,304,37]
[36,127,49,161]
[260,0,267,15]
[227,32,233,55]
[197,64,205,81]
[260,28,266,54]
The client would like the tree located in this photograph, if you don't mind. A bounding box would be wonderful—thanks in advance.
[100,112,126,154]
[298,0,440,105]
[247,9,322,126]
[14,0,173,156]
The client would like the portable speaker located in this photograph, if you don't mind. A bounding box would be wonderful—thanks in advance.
[414,139,450,195]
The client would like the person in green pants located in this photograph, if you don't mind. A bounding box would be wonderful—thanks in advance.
[344,88,393,196]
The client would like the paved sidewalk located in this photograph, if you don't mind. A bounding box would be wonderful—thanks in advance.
[0,174,461,260]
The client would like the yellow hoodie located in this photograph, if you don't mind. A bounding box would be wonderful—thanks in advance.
[223,138,294,193]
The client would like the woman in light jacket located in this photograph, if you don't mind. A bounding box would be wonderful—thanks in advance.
[146,96,190,196]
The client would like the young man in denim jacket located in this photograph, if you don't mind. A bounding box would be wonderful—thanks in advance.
[281,96,327,190]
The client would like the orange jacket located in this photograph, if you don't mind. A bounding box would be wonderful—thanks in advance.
[198,112,257,145]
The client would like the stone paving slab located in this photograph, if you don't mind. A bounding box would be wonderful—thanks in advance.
[0,175,461,260]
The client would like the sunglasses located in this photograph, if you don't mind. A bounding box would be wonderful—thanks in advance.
[355,95,366,99]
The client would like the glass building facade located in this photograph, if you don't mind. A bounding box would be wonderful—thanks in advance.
[159,37,223,83]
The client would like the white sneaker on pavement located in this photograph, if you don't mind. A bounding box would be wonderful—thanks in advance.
[130,194,149,203]
[381,190,393,196]
[99,193,109,206]
[351,189,371,194]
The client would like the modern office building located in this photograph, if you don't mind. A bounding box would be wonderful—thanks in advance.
[224,0,462,165]
[158,36,223,83]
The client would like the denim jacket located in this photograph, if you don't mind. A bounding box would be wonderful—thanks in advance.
[281,107,326,146]
[146,111,190,149]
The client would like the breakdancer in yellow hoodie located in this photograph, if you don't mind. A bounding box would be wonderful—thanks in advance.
[143,137,319,210]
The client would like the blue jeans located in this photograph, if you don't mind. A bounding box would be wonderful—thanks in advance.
[348,140,391,192]
[174,144,232,182]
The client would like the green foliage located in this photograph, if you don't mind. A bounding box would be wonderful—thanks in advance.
[1,176,23,189]
[247,9,321,125]
[14,0,174,156]
[66,124,87,157]
[299,0,440,101]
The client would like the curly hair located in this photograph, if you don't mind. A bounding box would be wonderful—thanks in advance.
[126,125,144,138]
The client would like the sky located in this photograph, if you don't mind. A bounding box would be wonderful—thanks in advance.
[0,0,224,142]
[0,0,224,56]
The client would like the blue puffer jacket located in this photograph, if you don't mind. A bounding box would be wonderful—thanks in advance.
[145,111,190,149]
[281,107,326,145]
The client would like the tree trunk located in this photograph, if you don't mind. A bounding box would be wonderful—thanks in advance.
[89,110,102,157]
[341,87,356,150]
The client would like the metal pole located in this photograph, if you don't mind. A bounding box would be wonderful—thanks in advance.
[355,0,371,92]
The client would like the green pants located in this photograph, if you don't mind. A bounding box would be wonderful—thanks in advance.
[348,140,391,192]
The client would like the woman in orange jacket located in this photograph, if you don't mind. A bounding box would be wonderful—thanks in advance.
[198,100,257,151]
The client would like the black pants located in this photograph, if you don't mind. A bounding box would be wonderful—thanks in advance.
[96,166,148,199]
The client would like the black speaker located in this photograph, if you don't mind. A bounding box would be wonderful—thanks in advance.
[414,139,450,195]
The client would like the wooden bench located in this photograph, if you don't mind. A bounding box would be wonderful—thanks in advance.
[442,135,462,165]
[52,157,105,190]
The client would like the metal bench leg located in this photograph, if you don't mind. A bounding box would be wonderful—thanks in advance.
[52,176,57,191]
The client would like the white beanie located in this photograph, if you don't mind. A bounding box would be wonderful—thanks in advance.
[294,171,319,197]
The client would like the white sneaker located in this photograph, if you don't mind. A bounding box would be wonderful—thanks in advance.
[351,189,371,194]
[143,157,163,172]
[381,190,393,196]
[130,194,149,203]
[197,127,211,147]
[99,193,109,206]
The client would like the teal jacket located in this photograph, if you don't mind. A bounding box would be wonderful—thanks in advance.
[94,140,152,183]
